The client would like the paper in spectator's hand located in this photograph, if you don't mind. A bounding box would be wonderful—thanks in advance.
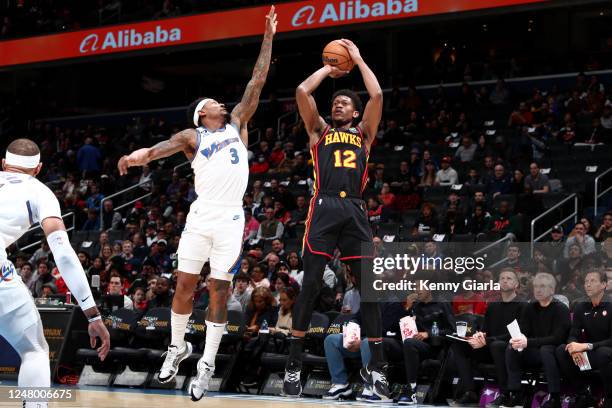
[578,352,592,371]
[507,320,524,351]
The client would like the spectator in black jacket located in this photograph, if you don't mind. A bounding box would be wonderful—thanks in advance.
[504,272,570,408]
[556,270,612,408]
[399,284,455,404]
[451,269,524,405]
[146,277,173,310]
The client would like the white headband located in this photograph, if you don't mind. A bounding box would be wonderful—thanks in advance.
[5,151,40,168]
[193,98,213,127]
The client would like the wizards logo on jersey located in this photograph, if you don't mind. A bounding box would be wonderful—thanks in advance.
[0,260,16,283]
[200,137,241,159]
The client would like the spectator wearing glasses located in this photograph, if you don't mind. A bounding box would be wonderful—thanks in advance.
[503,273,569,408]
[556,270,612,408]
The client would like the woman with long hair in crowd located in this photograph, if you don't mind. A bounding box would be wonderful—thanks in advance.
[271,287,297,336]
[287,251,303,287]
[419,160,437,187]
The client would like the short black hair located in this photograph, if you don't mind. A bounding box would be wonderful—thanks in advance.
[187,97,208,128]
[331,89,363,116]
[7,138,39,156]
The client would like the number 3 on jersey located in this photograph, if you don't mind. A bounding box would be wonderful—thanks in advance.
[230,148,239,164]
[333,150,357,168]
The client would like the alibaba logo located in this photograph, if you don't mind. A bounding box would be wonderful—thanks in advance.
[79,34,99,53]
[292,5,316,27]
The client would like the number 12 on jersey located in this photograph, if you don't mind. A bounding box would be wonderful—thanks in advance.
[333,150,357,169]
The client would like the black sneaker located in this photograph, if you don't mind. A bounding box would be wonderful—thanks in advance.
[500,392,524,408]
[574,393,597,408]
[359,365,392,403]
[542,395,561,408]
[452,391,480,406]
[486,392,509,408]
[397,385,418,405]
[602,396,612,408]
[282,360,302,397]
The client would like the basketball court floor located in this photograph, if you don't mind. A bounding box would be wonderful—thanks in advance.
[0,384,444,407]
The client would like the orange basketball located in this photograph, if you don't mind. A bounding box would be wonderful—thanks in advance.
[322,40,354,72]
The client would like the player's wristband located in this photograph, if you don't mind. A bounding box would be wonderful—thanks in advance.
[87,315,102,323]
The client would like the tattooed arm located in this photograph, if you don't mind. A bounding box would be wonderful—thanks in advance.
[231,6,277,146]
[117,128,196,175]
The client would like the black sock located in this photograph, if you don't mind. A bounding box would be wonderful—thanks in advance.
[287,336,304,367]
[368,340,384,369]
[551,393,560,400]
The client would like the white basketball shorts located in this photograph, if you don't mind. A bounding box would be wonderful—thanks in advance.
[177,200,244,281]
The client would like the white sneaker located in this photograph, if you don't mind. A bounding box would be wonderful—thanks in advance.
[323,383,353,400]
[189,360,215,401]
[157,342,192,383]
[357,384,373,402]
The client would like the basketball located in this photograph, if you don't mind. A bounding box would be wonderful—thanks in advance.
[322,40,354,72]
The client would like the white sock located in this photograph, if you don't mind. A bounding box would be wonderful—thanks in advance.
[202,320,226,367]
[170,310,190,348]
[410,382,417,390]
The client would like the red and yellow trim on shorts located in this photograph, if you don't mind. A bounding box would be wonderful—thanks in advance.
[301,125,333,259]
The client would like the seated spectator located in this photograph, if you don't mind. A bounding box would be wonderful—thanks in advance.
[487,201,518,240]
[287,251,304,287]
[271,273,290,304]
[102,199,123,230]
[131,287,148,313]
[596,212,612,242]
[29,240,51,266]
[435,156,458,186]
[323,302,406,401]
[250,265,270,289]
[563,221,596,258]
[504,272,569,408]
[463,167,482,187]
[399,284,455,404]
[486,164,512,198]
[147,277,173,310]
[558,243,585,298]
[263,253,280,281]
[455,136,477,162]
[232,273,253,312]
[270,287,297,336]
[556,270,612,408]
[452,284,487,315]
[86,182,105,210]
[245,287,277,337]
[367,197,382,224]
[558,113,577,145]
[378,183,395,207]
[510,169,525,195]
[81,208,101,231]
[273,200,291,225]
[391,161,412,187]
[412,203,437,235]
[287,195,308,232]
[438,205,466,235]
[107,272,134,310]
[524,162,550,194]
[467,203,490,235]
[243,208,260,243]
[419,160,437,187]
[146,240,173,276]
[33,260,55,297]
[256,207,284,242]
[19,262,37,294]
[250,154,269,174]
[542,225,565,260]
[508,102,533,127]
[496,244,530,275]
[451,269,524,405]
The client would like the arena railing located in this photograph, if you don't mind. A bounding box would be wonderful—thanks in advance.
[277,111,299,139]
[530,193,578,257]
[19,212,76,252]
[594,167,612,218]
[472,234,514,268]
[99,179,153,231]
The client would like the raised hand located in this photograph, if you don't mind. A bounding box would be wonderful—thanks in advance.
[265,5,277,37]
[328,65,349,79]
[339,39,363,64]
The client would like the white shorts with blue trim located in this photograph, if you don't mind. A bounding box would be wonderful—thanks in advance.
[177,200,244,281]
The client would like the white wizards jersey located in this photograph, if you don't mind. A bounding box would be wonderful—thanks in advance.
[191,124,248,206]
[0,171,61,287]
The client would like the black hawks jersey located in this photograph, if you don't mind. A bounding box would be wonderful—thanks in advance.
[312,125,368,198]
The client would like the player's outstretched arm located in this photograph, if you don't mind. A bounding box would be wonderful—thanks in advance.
[41,217,110,361]
[231,5,276,144]
[296,64,346,142]
[117,128,195,175]
[340,39,382,147]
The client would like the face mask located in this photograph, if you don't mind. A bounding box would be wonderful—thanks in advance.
[258,157,265,163]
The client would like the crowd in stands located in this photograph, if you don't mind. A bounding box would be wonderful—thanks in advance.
[3,69,612,403]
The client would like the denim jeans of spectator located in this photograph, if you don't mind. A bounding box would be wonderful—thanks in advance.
[324,333,371,384]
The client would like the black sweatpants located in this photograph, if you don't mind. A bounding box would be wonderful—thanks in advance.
[507,345,560,393]
[450,340,508,393]
[556,344,612,395]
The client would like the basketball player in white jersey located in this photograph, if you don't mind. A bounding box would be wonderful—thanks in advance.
[0,138,110,408]
[117,6,276,401]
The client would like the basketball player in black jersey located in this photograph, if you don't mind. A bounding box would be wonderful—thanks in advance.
[283,39,390,402]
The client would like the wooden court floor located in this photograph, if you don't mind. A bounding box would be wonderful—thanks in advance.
[0,386,440,408]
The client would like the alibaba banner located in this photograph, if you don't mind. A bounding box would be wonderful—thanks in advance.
[0,0,547,68]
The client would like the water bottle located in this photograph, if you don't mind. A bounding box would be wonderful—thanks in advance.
[431,321,439,337]
[260,319,269,333]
